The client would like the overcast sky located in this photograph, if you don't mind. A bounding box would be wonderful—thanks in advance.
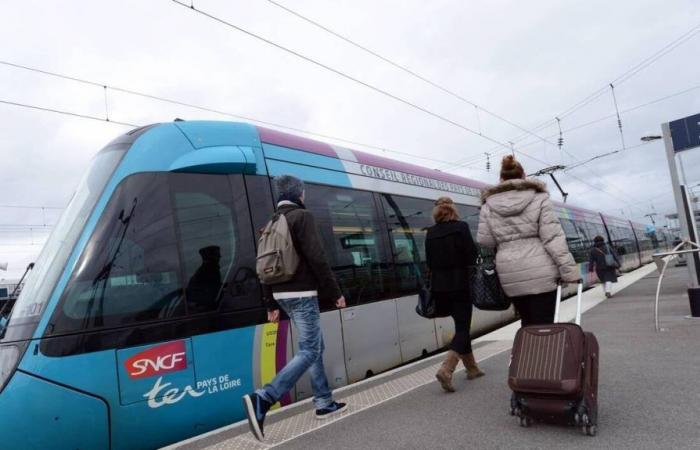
[1,0,699,279]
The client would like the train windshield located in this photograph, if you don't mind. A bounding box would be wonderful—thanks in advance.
[1,145,126,342]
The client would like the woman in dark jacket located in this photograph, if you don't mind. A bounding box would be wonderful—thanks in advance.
[588,235,620,298]
[425,197,483,393]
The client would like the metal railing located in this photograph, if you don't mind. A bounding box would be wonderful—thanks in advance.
[652,240,700,331]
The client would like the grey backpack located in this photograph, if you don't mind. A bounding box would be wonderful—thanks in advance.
[256,213,300,284]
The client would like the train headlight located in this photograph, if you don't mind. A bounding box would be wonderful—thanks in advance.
[0,345,20,393]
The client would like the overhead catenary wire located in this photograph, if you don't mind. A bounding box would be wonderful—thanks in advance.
[444,81,700,172]
[466,22,700,158]
[0,95,653,218]
[264,0,560,148]
[0,205,63,210]
[169,0,514,151]
[3,77,643,212]
[555,23,700,122]
[0,60,468,167]
[5,22,688,219]
[0,99,137,127]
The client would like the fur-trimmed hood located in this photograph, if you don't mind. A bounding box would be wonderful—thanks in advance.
[480,178,548,217]
[480,178,548,203]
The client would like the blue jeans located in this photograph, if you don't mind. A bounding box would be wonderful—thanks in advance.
[256,296,333,409]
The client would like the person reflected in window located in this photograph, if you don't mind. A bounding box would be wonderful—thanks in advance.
[426,197,483,393]
[588,236,620,298]
[186,245,223,312]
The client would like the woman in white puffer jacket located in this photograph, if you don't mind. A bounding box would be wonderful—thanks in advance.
[477,155,579,326]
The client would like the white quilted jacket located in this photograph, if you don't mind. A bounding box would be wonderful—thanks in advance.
[477,179,578,297]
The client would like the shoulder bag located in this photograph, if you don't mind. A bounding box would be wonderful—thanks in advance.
[470,258,510,311]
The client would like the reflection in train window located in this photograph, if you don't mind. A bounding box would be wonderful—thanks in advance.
[609,225,637,256]
[171,174,261,314]
[304,184,389,307]
[560,218,588,263]
[49,173,264,336]
[52,173,186,334]
[380,195,435,295]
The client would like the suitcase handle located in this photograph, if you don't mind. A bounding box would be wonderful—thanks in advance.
[553,280,584,325]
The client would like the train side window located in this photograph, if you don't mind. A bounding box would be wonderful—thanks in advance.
[381,195,448,296]
[50,173,186,334]
[169,174,261,314]
[560,218,587,263]
[303,184,389,308]
[455,204,480,240]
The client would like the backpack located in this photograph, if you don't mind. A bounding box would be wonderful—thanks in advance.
[256,213,300,285]
[597,245,617,268]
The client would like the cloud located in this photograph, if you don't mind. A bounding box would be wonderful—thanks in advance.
[1,0,699,277]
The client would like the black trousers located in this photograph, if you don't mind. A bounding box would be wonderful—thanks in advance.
[511,290,557,327]
[435,290,473,354]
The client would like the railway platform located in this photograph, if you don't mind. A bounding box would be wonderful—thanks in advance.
[166,262,700,450]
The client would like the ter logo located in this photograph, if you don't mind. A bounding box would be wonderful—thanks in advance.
[125,341,187,379]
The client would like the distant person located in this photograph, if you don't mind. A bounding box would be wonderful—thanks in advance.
[588,235,620,298]
[185,245,223,311]
[477,155,579,326]
[426,196,483,393]
[242,175,347,442]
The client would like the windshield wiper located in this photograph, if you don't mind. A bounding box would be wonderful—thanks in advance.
[84,198,137,328]
[0,262,35,336]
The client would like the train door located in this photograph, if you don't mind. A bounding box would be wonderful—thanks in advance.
[302,183,401,383]
[378,194,439,363]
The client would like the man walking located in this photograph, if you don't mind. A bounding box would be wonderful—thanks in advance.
[243,175,347,441]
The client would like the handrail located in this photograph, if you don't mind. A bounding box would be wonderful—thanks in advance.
[652,240,700,331]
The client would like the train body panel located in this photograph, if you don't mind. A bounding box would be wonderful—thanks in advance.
[0,121,662,449]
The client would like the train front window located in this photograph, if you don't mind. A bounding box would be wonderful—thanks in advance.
[2,145,126,342]
[46,173,259,335]
[52,173,185,333]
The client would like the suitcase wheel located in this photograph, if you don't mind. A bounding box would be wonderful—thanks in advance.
[518,415,532,428]
[579,413,597,436]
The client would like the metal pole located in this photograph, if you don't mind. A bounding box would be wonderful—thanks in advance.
[677,152,689,185]
[662,122,699,288]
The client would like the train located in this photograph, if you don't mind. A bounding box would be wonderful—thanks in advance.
[0,121,670,449]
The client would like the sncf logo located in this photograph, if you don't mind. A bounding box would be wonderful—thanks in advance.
[125,341,187,379]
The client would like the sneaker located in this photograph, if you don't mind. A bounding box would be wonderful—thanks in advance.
[243,393,272,441]
[605,292,612,298]
[315,401,348,420]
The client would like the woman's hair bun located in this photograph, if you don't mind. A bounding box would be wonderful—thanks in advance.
[500,154,525,180]
[502,155,517,170]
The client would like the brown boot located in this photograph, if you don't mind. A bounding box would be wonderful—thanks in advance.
[460,352,485,380]
[435,350,459,392]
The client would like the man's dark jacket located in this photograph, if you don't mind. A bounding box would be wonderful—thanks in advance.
[262,202,342,310]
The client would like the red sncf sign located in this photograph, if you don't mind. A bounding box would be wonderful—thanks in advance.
[125,340,187,379]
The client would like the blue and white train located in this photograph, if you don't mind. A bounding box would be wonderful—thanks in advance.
[0,121,667,449]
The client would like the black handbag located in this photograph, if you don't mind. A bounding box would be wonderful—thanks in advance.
[415,283,437,318]
[414,265,438,319]
[470,260,510,311]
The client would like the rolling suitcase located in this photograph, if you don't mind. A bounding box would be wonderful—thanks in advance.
[508,281,599,436]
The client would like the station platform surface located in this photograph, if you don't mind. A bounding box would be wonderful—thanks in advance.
[168,263,700,450]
